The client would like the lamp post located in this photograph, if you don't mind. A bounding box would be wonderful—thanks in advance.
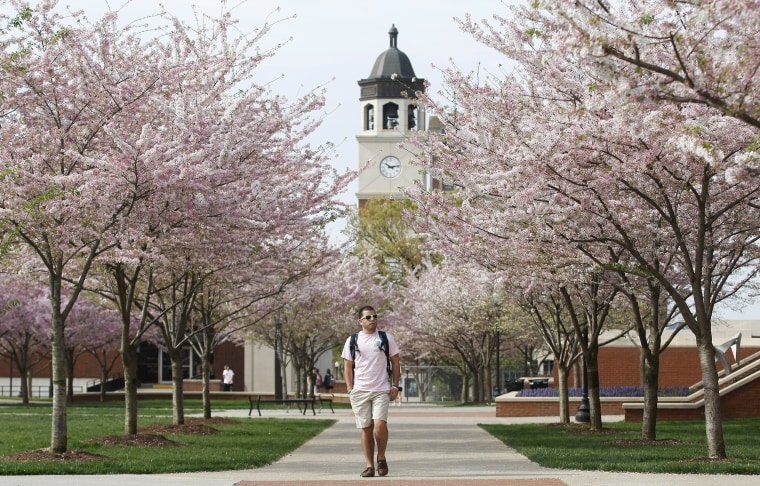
[575,328,590,423]
[405,367,409,403]
[494,330,500,398]
[274,317,282,400]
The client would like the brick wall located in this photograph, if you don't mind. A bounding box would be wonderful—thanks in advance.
[560,346,759,389]
[720,375,760,418]
[0,353,127,380]
[184,380,223,392]
[1,341,245,388]
[213,341,245,392]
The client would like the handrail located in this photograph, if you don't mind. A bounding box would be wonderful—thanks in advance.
[0,385,83,398]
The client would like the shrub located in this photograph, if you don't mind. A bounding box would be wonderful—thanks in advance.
[518,385,690,398]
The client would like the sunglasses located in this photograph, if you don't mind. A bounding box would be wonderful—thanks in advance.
[360,314,379,321]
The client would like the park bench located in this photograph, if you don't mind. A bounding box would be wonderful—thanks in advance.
[249,395,315,416]
[316,393,334,414]
[248,394,334,416]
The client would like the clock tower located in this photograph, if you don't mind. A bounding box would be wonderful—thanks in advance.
[356,25,427,207]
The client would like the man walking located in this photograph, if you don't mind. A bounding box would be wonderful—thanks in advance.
[342,305,401,478]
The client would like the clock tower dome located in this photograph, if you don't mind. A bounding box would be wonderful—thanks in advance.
[356,25,427,207]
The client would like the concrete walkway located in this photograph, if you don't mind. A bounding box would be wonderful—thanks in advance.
[2,404,757,486]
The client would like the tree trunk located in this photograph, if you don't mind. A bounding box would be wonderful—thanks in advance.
[100,366,108,402]
[50,306,68,453]
[472,368,482,403]
[66,350,75,403]
[486,363,493,402]
[556,363,571,424]
[121,342,140,435]
[572,361,580,389]
[696,335,726,458]
[19,368,29,404]
[586,349,603,430]
[281,359,289,399]
[18,350,30,405]
[640,349,659,440]
[171,352,185,425]
[201,345,213,419]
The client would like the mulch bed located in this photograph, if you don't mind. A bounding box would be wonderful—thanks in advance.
[3,449,112,463]
[544,422,628,435]
[612,438,685,445]
[2,417,240,463]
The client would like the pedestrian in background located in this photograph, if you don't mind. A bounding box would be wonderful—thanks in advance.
[222,365,234,391]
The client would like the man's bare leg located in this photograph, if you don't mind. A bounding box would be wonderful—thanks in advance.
[361,423,375,469]
[374,419,388,461]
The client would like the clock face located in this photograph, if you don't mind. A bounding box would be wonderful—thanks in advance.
[379,156,402,178]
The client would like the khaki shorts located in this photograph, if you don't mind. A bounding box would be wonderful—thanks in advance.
[349,390,390,429]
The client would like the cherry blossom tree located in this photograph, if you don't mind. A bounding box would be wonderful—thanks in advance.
[132,2,350,420]
[188,263,294,419]
[63,295,121,402]
[87,260,164,435]
[513,278,582,424]
[537,1,760,181]
[0,0,352,450]
[395,260,509,403]
[262,251,393,398]
[0,276,49,404]
[610,268,684,439]
[0,0,179,452]
[78,305,125,403]
[403,1,760,457]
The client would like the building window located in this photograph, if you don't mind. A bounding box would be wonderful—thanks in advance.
[159,347,202,383]
[365,104,374,130]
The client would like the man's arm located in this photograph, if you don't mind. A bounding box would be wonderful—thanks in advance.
[343,358,354,392]
[390,354,401,387]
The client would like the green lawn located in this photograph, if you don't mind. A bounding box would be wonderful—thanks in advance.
[0,400,334,475]
[481,419,760,475]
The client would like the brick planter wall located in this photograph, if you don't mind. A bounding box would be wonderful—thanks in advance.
[183,380,222,392]
[500,369,760,421]
[495,397,635,417]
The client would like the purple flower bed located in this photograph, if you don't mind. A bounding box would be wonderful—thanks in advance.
[518,385,690,398]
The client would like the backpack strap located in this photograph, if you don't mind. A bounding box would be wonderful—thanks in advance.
[379,331,392,379]
[350,331,392,379]
[349,332,359,371]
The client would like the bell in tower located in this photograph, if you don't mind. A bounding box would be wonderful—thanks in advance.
[384,104,399,129]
